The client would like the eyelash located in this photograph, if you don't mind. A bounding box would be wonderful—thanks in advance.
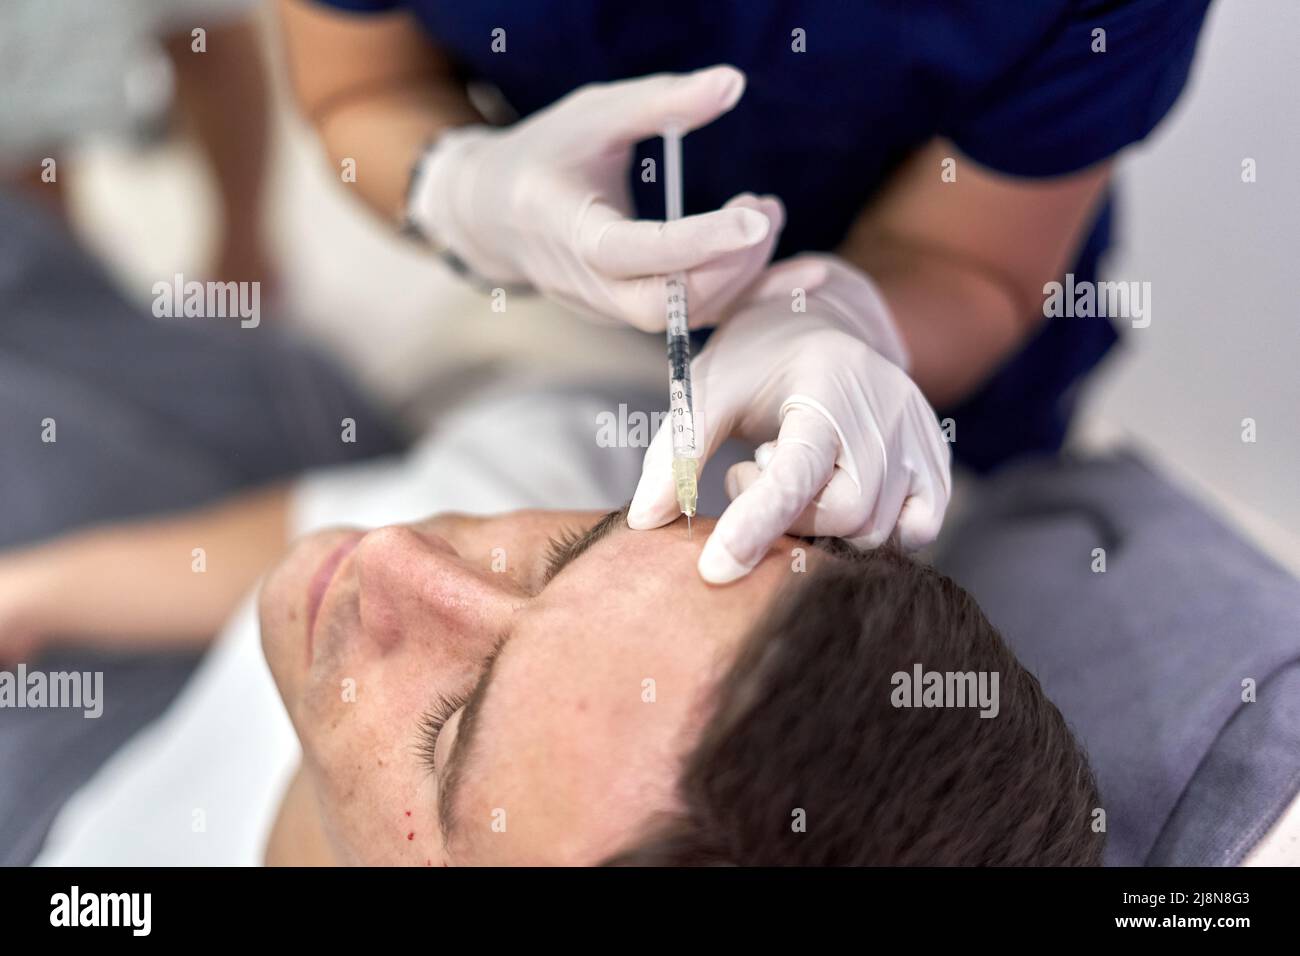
[416,692,469,774]
[413,528,586,775]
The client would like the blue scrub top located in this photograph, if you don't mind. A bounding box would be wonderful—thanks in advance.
[316,0,1211,471]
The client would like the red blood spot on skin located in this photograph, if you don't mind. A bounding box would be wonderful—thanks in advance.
[405,810,411,817]
[407,832,414,840]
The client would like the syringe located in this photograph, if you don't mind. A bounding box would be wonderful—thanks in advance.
[662,123,699,536]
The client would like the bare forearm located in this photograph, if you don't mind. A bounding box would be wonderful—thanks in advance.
[278,0,480,222]
[839,235,1035,408]
[165,17,271,273]
[316,85,479,220]
[838,139,1111,408]
[9,484,291,647]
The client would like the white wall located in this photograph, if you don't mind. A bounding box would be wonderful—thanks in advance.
[1081,0,1300,567]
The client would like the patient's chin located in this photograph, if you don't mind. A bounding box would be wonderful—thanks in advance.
[264,765,340,866]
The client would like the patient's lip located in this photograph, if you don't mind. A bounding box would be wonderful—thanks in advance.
[306,532,364,661]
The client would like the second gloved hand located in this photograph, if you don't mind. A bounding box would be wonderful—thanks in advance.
[629,254,952,583]
[407,65,782,330]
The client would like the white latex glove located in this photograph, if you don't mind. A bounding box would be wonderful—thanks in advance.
[408,65,783,331]
[629,254,952,583]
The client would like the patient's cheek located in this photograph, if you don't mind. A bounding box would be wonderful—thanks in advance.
[304,729,446,866]
[259,587,303,704]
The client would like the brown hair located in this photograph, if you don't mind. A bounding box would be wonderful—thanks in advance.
[604,543,1103,866]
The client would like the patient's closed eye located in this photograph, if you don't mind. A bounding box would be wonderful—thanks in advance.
[416,692,468,773]
[413,632,511,775]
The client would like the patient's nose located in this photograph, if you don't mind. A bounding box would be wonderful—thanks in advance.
[352,524,520,657]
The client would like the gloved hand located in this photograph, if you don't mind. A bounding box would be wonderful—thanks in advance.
[629,254,952,583]
[407,65,783,330]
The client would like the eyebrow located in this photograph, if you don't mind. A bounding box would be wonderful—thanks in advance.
[437,505,630,849]
[541,504,630,585]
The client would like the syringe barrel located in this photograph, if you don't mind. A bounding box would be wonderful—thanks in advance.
[664,123,684,222]
[665,270,697,459]
[663,125,699,501]
[666,326,691,387]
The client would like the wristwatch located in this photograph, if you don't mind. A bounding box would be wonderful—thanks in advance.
[400,134,531,296]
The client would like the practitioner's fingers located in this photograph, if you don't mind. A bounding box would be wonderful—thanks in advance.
[583,201,771,281]
[727,460,884,542]
[570,65,747,148]
[596,194,784,331]
[627,418,682,530]
[698,406,839,584]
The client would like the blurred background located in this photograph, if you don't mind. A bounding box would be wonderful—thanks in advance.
[9,0,1299,569]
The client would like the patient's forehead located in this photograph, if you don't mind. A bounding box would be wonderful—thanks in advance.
[512,517,790,738]
[452,519,799,863]
[540,515,796,647]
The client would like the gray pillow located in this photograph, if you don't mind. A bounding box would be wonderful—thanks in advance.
[936,451,1300,865]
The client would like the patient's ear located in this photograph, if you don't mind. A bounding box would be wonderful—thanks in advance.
[264,764,340,867]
